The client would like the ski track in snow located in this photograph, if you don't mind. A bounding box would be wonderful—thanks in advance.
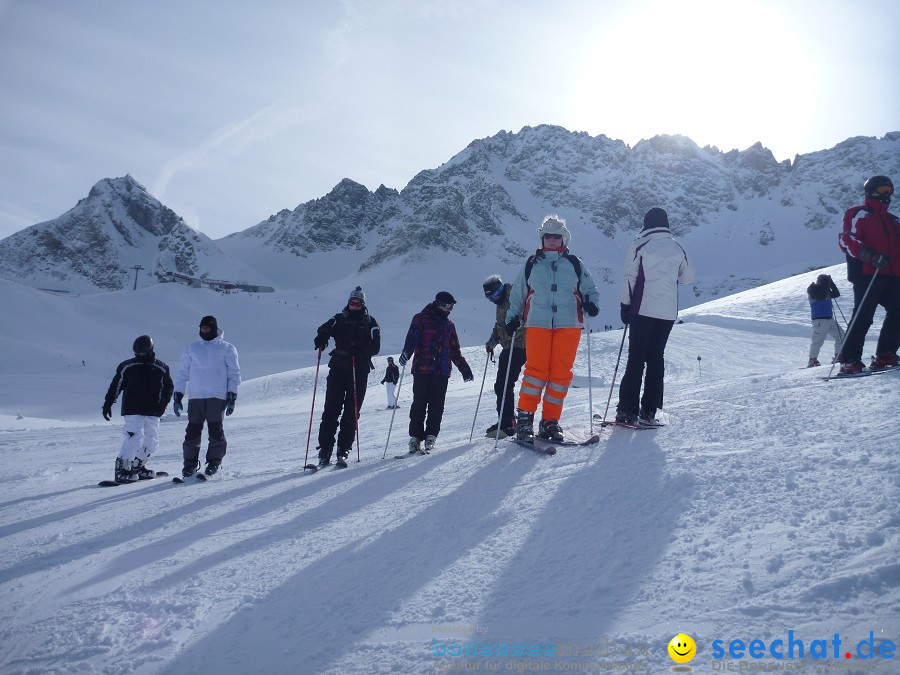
[0,266,898,674]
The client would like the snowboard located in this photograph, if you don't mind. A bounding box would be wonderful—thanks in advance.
[98,471,169,487]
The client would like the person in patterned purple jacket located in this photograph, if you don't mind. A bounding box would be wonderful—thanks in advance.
[398,291,474,454]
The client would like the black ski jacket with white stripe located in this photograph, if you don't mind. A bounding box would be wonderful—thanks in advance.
[103,354,175,417]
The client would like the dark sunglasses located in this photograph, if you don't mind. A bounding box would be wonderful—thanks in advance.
[348,299,364,307]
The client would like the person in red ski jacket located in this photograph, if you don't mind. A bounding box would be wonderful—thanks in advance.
[837,175,900,373]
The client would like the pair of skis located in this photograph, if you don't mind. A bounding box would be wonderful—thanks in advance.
[593,413,665,431]
[509,434,601,456]
[303,459,349,473]
[172,471,214,483]
[821,364,899,381]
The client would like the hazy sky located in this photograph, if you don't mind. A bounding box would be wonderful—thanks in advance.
[1,0,897,240]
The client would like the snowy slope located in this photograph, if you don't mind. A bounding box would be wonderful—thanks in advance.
[0,265,898,674]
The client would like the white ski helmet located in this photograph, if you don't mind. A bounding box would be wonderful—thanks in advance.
[537,215,571,247]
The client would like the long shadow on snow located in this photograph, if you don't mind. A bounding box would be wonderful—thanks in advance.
[467,430,693,662]
[0,480,180,541]
[166,448,537,674]
[0,473,311,585]
[91,449,465,593]
[68,453,451,593]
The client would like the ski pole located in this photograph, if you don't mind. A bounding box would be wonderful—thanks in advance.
[382,361,407,459]
[697,356,702,377]
[304,349,323,470]
[494,328,519,451]
[827,268,880,378]
[586,316,594,434]
[600,325,628,424]
[831,298,847,341]
[351,356,361,463]
[468,352,492,443]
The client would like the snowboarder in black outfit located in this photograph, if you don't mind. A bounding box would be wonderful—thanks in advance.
[482,274,526,438]
[380,356,400,408]
[314,286,381,466]
[103,335,174,483]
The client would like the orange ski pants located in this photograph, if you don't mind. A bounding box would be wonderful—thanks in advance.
[517,327,582,421]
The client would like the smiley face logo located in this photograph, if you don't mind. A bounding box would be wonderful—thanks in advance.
[668,633,696,663]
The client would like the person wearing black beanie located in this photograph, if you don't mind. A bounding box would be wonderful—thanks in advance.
[311,286,381,467]
[615,208,694,427]
[398,291,474,454]
[172,316,241,479]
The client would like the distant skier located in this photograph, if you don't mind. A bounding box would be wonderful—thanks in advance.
[173,316,241,478]
[482,274,526,438]
[313,287,381,467]
[102,335,174,483]
[837,175,900,374]
[806,273,843,367]
[505,215,600,443]
[615,207,694,426]
[380,356,400,409]
[399,291,474,454]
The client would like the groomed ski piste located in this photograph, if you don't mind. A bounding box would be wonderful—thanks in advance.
[0,263,897,674]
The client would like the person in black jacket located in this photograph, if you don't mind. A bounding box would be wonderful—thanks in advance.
[103,335,174,483]
[806,274,843,367]
[314,287,381,466]
[380,356,400,408]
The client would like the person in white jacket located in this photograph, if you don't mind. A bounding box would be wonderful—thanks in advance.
[173,315,241,478]
[615,208,695,426]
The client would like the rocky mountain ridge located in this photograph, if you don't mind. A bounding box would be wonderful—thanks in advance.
[1,127,898,296]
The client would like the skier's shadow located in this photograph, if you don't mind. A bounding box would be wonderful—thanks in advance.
[67,449,463,594]
[467,430,693,665]
[166,448,537,674]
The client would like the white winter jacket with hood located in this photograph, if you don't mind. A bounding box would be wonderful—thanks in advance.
[621,227,695,321]
[174,330,241,400]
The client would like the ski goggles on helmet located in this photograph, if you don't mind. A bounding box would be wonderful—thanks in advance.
[873,185,894,196]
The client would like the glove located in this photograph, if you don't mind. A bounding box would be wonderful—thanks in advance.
[173,391,184,417]
[505,315,521,336]
[873,253,890,269]
[225,392,237,416]
[461,365,474,382]
[620,303,631,325]
[583,300,599,317]
[102,404,112,421]
[314,334,328,351]
[398,352,409,367]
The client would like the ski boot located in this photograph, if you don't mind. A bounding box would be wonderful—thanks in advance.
[182,463,200,479]
[408,437,422,454]
[638,407,658,426]
[806,358,820,368]
[423,435,437,454]
[115,457,138,483]
[615,410,639,425]
[838,360,864,375]
[132,458,155,480]
[872,352,899,369]
[204,462,220,477]
[336,449,350,466]
[538,419,564,442]
[515,409,534,443]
